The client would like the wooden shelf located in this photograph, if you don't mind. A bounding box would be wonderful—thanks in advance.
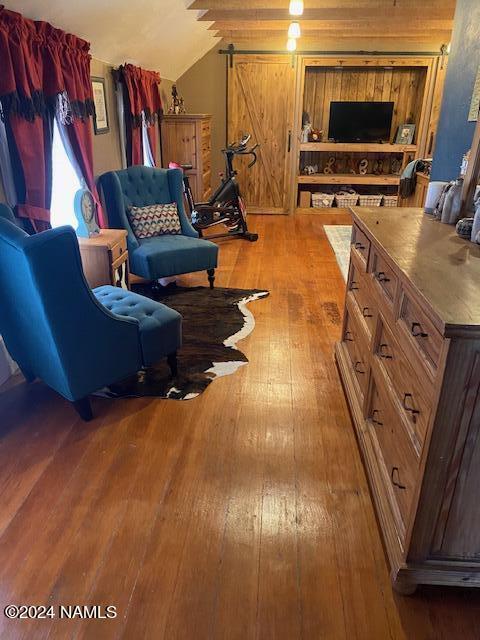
[297,173,401,185]
[300,143,416,153]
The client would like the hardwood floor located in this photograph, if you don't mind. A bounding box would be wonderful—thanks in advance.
[0,213,479,639]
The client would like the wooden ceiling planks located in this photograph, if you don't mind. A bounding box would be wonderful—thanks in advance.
[189,0,455,46]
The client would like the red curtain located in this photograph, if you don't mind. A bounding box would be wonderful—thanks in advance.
[117,64,162,166]
[0,6,98,230]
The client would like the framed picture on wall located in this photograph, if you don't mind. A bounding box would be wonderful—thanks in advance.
[395,124,416,145]
[91,77,109,135]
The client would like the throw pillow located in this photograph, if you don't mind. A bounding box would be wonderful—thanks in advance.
[127,203,182,238]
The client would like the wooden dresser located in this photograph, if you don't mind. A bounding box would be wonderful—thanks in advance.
[335,207,480,594]
[160,114,212,202]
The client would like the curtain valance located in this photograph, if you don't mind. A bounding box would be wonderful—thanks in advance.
[119,64,162,128]
[0,6,94,122]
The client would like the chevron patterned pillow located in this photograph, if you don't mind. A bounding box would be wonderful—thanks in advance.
[127,203,182,238]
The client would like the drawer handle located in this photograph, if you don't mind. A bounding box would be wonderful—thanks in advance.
[344,331,354,342]
[354,242,365,250]
[375,271,390,283]
[350,280,359,291]
[378,343,392,359]
[362,306,373,318]
[411,322,428,338]
[403,393,420,423]
[391,467,406,490]
[354,361,366,374]
[372,409,383,426]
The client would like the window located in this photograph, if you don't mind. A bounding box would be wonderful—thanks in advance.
[50,120,81,229]
[142,116,155,167]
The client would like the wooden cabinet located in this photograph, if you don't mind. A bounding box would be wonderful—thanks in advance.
[78,229,129,289]
[336,207,480,593]
[160,114,212,203]
[401,171,430,208]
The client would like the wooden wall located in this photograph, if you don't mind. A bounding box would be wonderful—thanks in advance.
[303,66,427,144]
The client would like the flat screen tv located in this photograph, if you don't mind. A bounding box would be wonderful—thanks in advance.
[328,101,394,143]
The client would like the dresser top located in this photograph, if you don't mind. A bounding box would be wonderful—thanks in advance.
[351,208,480,333]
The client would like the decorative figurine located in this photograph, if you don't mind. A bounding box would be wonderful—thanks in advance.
[358,158,369,175]
[309,128,323,142]
[168,84,186,114]
[323,156,336,174]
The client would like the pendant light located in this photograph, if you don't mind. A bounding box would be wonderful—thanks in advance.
[287,37,297,52]
[289,0,304,16]
[288,21,301,39]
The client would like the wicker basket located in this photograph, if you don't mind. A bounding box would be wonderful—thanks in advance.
[358,194,383,207]
[382,195,399,207]
[335,193,359,208]
[312,192,335,208]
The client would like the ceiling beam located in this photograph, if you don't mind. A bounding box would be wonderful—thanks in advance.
[215,30,451,42]
[208,20,453,32]
[198,8,455,21]
[190,0,455,11]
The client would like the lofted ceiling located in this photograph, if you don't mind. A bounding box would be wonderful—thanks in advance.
[0,0,218,80]
[189,0,456,50]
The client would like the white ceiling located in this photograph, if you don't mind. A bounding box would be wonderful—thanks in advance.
[2,0,217,80]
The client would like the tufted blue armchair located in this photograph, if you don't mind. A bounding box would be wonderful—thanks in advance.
[0,208,182,421]
[98,166,219,288]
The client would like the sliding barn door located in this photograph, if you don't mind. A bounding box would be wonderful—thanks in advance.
[228,55,295,214]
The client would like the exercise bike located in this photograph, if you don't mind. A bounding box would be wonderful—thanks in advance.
[170,134,259,242]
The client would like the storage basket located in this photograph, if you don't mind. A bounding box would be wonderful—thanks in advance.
[382,195,399,207]
[358,194,383,207]
[312,192,335,208]
[335,193,359,208]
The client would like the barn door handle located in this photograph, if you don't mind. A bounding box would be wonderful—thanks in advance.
[287,130,292,153]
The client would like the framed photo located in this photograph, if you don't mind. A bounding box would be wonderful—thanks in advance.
[91,77,109,135]
[395,123,416,145]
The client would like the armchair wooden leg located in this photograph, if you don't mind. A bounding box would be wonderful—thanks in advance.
[73,397,93,422]
[167,352,178,377]
[207,268,215,290]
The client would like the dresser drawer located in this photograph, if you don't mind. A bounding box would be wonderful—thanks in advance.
[348,254,377,340]
[374,320,432,450]
[351,225,370,268]
[343,304,370,399]
[371,249,398,306]
[398,288,443,373]
[367,366,420,531]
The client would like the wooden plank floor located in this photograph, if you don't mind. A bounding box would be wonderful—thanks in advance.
[0,214,480,639]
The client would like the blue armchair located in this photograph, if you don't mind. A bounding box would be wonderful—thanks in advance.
[98,166,219,288]
[0,210,182,420]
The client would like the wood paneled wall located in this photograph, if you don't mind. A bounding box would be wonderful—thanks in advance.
[303,66,427,143]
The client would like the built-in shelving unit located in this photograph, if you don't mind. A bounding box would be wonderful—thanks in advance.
[292,55,447,211]
[297,174,401,186]
[299,143,417,153]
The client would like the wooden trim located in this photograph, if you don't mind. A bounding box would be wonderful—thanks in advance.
[461,117,480,215]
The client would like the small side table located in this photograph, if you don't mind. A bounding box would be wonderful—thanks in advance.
[78,229,129,289]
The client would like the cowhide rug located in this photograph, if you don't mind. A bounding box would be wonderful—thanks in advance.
[101,286,269,400]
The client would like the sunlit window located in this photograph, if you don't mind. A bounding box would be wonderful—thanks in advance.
[50,120,81,229]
